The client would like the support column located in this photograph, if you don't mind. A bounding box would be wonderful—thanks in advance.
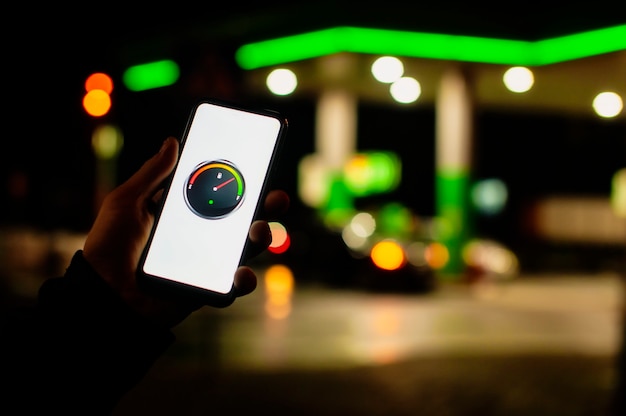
[435,66,474,278]
[315,89,357,170]
[314,88,359,226]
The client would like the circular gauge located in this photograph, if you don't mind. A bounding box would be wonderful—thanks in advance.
[184,160,245,219]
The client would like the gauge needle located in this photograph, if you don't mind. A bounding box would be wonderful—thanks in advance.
[213,177,235,191]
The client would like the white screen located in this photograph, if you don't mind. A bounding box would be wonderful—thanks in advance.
[142,102,283,294]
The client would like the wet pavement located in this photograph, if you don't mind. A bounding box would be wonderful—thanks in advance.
[113,271,625,415]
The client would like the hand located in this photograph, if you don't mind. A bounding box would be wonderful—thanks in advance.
[82,137,289,328]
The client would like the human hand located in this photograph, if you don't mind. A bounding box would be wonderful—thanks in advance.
[82,137,289,328]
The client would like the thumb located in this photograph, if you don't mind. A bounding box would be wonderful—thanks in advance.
[119,137,180,199]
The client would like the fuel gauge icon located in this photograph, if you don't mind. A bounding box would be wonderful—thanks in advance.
[184,160,245,219]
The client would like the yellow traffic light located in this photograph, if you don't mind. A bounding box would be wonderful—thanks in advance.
[83,72,113,117]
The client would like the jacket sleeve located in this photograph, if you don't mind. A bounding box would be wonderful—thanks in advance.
[0,250,176,415]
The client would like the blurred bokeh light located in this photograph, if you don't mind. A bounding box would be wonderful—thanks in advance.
[593,91,623,118]
[266,68,298,95]
[122,59,180,91]
[268,221,291,254]
[370,240,406,271]
[264,264,294,320]
[424,242,449,270]
[389,76,421,103]
[371,56,404,83]
[503,66,534,93]
[83,90,111,117]
[92,124,124,160]
[85,72,113,94]
[471,178,508,216]
[612,168,626,217]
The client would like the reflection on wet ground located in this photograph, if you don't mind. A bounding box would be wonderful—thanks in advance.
[114,271,624,415]
[1,227,623,414]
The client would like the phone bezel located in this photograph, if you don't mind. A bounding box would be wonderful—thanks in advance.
[136,98,288,307]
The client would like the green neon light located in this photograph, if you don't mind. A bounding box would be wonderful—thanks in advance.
[343,151,401,196]
[534,25,626,64]
[122,60,180,91]
[235,24,626,69]
[435,168,472,276]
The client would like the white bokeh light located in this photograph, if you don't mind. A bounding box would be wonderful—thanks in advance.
[350,212,376,238]
[593,91,623,118]
[371,56,404,83]
[266,68,297,96]
[503,66,534,93]
[471,178,508,216]
[389,77,421,103]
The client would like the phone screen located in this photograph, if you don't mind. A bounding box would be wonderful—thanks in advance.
[139,101,286,300]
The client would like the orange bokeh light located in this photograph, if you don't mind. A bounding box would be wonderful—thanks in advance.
[264,264,294,320]
[83,89,112,117]
[424,242,449,269]
[370,240,405,270]
[268,222,290,254]
[85,72,113,94]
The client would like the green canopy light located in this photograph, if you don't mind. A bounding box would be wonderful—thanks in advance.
[235,24,626,69]
[122,60,180,91]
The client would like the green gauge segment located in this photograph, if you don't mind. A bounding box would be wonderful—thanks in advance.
[185,160,245,219]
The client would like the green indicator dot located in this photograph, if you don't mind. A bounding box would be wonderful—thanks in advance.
[208,200,214,205]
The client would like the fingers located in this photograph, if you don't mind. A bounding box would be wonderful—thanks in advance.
[233,266,257,297]
[241,220,270,261]
[249,220,272,247]
[262,190,290,220]
[243,190,290,260]
[119,137,179,200]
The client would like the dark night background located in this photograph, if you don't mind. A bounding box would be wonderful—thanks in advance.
[1,1,624,249]
[0,6,624,415]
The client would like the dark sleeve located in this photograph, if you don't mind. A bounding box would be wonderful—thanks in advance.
[0,250,176,415]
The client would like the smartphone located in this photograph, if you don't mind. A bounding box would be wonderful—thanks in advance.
[137,99,288,307]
